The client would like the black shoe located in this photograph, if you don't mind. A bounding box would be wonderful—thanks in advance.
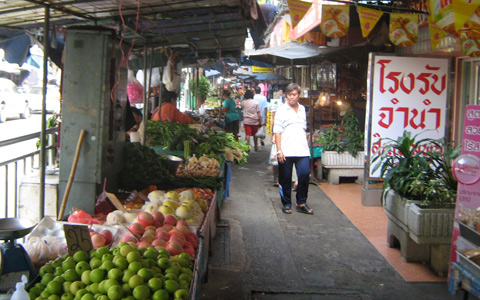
[260,140,265,146]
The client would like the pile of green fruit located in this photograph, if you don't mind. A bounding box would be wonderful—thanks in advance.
[28,243,194,300]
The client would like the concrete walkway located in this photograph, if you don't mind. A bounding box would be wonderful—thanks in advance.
[200,141,463,300]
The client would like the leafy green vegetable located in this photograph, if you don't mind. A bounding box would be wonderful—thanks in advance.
[119,142,171,189]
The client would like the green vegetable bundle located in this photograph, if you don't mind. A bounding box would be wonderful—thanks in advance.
[146,121,250,165]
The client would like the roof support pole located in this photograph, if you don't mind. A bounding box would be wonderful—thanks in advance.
[39,4,50,220]
[142,45,148,144]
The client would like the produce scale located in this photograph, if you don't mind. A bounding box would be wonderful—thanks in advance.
[0,218,37,293]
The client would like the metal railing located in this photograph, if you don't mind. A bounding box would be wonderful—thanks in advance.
[0,127,58,221]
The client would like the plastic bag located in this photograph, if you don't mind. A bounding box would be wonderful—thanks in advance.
[162,59,181,93]
[11,275,28,300]
[269,144,278,165]
[24,236,66,269]
[127,70,144,105]
[255,125,266,139]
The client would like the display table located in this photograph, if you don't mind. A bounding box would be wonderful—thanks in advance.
[449,262,480,299]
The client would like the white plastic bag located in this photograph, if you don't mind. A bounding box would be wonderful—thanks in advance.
[255,125,266,139]
[269,144,278,166]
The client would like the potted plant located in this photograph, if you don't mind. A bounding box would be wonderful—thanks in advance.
[316,111,365,184]
[372,130,460,276]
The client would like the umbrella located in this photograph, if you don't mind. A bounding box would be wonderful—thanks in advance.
[253,72,287,81]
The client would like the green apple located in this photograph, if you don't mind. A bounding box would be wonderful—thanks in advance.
[69,281,85,294]
[76,261,91,275]
[174,289,189,300]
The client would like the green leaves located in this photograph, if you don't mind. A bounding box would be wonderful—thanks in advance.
[372,130,460,208]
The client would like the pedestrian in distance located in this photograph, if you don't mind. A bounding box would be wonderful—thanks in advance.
[273,83,312,215]
[221,89,241,141]
[240,89,262,151]
[254,86,268,146]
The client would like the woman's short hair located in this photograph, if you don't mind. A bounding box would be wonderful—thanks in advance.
[244,89,254,99]
[285,83,301,95]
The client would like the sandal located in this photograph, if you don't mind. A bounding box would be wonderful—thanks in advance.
[296,204,313,215]
[282,204,292,214]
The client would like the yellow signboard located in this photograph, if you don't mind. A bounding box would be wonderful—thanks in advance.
[452,0,480,32]
[358,6,383,38]
[428,14,447,50]
[389,13,418,47]
[321,5,350,38]
[287,0,313,29]
[252,66,274,73]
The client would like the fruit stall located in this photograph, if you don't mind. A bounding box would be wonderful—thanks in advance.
[7,121,250,300]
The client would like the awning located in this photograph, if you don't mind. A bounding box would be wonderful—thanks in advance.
[244,41,323,65]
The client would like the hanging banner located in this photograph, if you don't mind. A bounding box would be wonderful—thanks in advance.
[452,0,480,32]
[367,55,449,178]
[287,0,313,29]
[321,5,350,38]
[358,6,384,38]
[428,14,447,50]
[389,13,419,47]
[458,7,480,56]
[428,0,457,36]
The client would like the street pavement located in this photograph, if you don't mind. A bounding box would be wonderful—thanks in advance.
[200,138,464,300]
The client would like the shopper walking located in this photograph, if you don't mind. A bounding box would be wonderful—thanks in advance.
[221,89,241,141]
[273,83,312,215]
[240,89,262,151]
[254,86,268,146]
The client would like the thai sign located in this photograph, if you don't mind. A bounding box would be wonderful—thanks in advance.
[368,55,449,177]
[450,105,480,264]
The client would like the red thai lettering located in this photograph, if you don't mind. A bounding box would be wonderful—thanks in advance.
[417,72,431,95]
[427,108,441,129]
[377,59,392,93]
[396,107,409,128]
[409,109,426,130]
[430,74,446,95]
[378,107,394,128]
[387,72,402,94]
[400,73,415,94]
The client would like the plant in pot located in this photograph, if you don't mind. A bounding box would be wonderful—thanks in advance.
[371,130,460,275]
[316,111,365,184]
[315,111,364,157]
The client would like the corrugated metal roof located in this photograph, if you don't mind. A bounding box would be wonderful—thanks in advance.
[0,0,266,67]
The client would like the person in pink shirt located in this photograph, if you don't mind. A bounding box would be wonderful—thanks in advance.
[240,89,262,151]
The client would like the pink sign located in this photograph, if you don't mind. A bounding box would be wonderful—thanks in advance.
[451,105,480,263]
[456,105,480,211]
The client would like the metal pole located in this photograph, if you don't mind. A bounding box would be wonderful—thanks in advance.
[142,45,148,145]
[40,5,50,220]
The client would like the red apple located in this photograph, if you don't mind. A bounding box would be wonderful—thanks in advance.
[137,211,154,228]
[165,240,183,256]
[151,238,167,248]
[164,215,177,226]
[128,222,145,236]
[99,230,113,244]
[152,212,165,224]
[119,234,137,243]
[156,231,170,242]
[91,233,106,249]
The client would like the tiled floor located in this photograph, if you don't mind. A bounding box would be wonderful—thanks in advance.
[319,182,447,282]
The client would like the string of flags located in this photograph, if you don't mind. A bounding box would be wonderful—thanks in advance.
[287,0,480,57]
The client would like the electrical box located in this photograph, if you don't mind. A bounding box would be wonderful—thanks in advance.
[59,28,128,216]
